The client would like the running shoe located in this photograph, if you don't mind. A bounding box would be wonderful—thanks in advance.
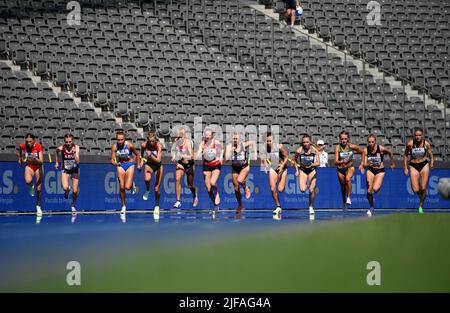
[212,206,219,219]
[346,197,352,205]
[36,205,42,217]
[245,186,251,199]
[215,192,220,206]
[193,187,199,207]
[120,206,126,214]
[154,206,160,214]
[418,207,424,214]
[273,207,282,214]
[309,206,315,215]
[142,191,149,200]
[193,195,198,207]
[71,206,77,214]
[367,209,373,217]
[173,201,181,209]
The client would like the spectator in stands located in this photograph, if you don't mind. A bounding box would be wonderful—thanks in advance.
[283,0,301,26]
[317,139,328,167]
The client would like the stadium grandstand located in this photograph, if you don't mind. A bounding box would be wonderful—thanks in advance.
[0,0,448,161]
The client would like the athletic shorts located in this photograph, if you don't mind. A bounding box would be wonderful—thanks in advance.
[120,161,136,172]
[232,162,249,174]
[146,162,162,172]
[274,165,287,175]
[203,164,221,172]
[368,167,385,176]
[299,166,316,175]
[337,166,352,175]
[26,164,41,172]
[410,160,428,173]
[63,167,79,175]
[177,160,194,171]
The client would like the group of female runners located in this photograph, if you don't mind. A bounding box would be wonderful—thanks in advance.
[17,127,434,217]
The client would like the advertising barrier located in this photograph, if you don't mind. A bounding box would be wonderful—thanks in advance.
[0,162,449,212]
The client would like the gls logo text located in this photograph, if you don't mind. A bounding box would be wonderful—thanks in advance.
[0,170,14,194]
[104,171,136,195]
[44,171,66,194]
[407,176,439,196]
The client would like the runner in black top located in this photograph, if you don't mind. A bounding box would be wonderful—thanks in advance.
[140,131,163,214]
[403,127,434,214]
[294,134,320,216]
[361,134,394,216]
[260,132,289,215]
[225,131,257,214]
[171,128,198,210]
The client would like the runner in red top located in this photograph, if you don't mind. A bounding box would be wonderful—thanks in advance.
[196,128,223,214]
[17,133,44,216]
[54,134,80,214]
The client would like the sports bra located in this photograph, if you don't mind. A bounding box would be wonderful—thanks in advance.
[338,144,354,161]
[299,147,316,168]
[410,140,426,160]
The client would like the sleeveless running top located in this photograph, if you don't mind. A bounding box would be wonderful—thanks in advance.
[178,139,193,159]
[231,142,248,167]
[116,142,133,162]
[144,140,159,162]
[204,141,221,166]
[367,144,383,168]
[410,140,426,160]
[338,144,354,161]
[20,143,42,161]
[267,145,284,163]
[62,144,78,171]
[299,147,315,167]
